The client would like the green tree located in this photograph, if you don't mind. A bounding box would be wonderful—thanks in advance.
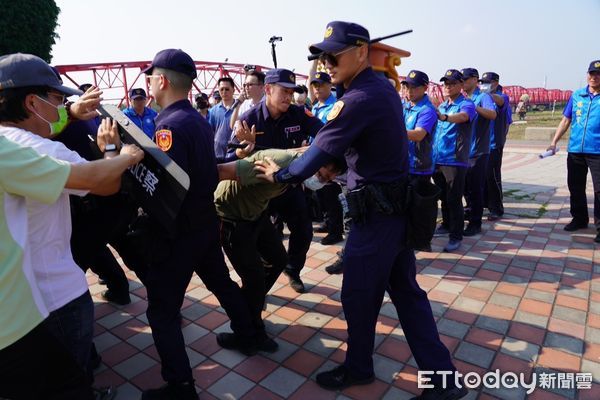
[0,0,61,62]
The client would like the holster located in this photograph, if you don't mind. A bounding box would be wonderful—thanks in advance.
[346,180,408,225]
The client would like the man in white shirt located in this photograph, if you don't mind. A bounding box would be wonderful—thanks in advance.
[0,53,143,397]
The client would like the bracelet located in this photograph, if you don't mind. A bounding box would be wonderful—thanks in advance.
[442,114,449,122]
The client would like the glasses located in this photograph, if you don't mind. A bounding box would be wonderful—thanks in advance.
[319,46,358,67]
[45,92,66,104]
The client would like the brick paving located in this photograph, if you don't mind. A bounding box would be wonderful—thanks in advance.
[90,140,600,399]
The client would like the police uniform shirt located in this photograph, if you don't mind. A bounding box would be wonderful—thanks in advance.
[214,149,299,222]
[434,94,477,167]
[123,106,158,139]
[237,100,323,150]
[403,94,437,175]
[469,88,496,158]
[312,93,337,123]
[313,67,408,190]
[154,99,219,228]
[489,90,511,150]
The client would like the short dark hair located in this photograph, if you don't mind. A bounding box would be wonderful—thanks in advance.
[297,84,308,95]
[218,77,235,88]
[246,70,265,84]
[327,156,347,175]
[0,86,49,123]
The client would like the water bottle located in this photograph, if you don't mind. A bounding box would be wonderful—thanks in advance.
[539,147,559,159]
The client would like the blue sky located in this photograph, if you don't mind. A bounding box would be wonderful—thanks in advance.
[53,0,599,90]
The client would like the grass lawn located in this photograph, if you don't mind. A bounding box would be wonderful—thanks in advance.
[507,109,566,140]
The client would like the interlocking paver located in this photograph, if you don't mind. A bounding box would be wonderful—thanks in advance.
[454,342,495,368]
[500,336,540,362]
[259,367,305,398]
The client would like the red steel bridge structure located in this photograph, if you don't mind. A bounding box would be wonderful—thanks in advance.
[54,61,572,110]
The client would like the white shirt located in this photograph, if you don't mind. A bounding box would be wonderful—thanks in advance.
[0,126,89,312]
[238,98,260,116]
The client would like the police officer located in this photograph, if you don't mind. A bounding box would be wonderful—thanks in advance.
[255,21,466,399]
[549,60,600,241]
[480,72,512,221]
[233,68,324,293]
[123,88,158,138]
[433,69,476,252]
[461,68,496,236]
[139,49,257,400]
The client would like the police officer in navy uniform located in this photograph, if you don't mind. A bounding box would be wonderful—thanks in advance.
[139,49,257,400]
[232,68,324,293]
[255,22,467,400]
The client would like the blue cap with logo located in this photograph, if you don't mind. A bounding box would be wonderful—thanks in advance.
[309,21,370,55]
[401,70,429,87]
[142,49,197,79]
[461,68,479,79]
[0,53,82,96]
[129,87,147,99]
[588,60,600,73]
[479,72,500,83]
[440,69,464,83]
[311,72,332,84]
[265,68,302,93]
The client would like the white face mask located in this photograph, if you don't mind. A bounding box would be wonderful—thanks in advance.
[303,175,326,191]
[479,83,492,93]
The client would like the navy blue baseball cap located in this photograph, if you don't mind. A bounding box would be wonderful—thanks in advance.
[461,68,479,79]
[311,72,332,84]
[0,53,82,96]
[479,72,500,83]
[265,69,302,93]
[588,60,600,73]
[129,87,147,99]
[440,69,464,83]
[309,21,370,55]
[142,49,197,79]
[401,70,429,87]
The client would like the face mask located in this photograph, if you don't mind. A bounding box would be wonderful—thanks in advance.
[303,175,326,191]
[479,83,492,94]
[34,95,69,135]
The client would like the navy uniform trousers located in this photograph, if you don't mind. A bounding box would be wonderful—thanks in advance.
[465,154,490,227]
[140,218,256,383]
[342,212,455,380]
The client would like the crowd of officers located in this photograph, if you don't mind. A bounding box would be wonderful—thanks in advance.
[1,18,599,400]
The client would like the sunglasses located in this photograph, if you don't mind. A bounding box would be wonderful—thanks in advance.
[318,46,358,67]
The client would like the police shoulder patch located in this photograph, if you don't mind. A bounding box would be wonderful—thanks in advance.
[327,101,344,121]
[155,129,172,152]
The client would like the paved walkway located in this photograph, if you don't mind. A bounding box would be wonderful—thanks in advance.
[91,140,600,400]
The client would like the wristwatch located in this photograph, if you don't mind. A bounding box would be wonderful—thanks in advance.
[104,143,118,153]
[442,114,449,122]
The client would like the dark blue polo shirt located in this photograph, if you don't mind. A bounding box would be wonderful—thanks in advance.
[468,88,496,158]
[154,99,219,229]
[236,100,323,150]
[313,67,408,190]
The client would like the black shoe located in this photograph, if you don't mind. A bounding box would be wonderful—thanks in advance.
[216,332,257,356]
[463,224,481,237]
[410,385,468,400]
[321,234,344,245]
[595,232,600,243]
[283,270,305,293]
[443,239,462,252]
[316,365,375,391]
[141,381,198,400]
[257,337,279,353]
[564,220,588,231]
[325,257,344,274]
[314,224,328,233]
[94,386,117,400]
[487,213,502,221]
[101,290,131,306]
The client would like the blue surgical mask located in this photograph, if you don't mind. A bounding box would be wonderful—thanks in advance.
[303,175,326,191]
